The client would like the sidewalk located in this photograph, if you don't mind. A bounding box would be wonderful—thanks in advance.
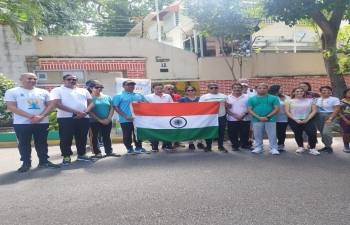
[0,130,342,148]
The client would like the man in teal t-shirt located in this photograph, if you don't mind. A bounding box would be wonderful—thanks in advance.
[247,83,280,155]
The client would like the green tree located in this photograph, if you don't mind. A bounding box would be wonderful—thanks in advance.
[90,0,173,37]
[0,0,42,44]
[0,74,15,125]
[183,0,254,80]
[263,0,350,97]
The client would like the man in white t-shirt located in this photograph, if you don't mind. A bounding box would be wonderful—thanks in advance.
[238,79,256,98]
[50,74,95,165]
[146,83,174,151]
[4,73,60,172]
[199,83,231,153]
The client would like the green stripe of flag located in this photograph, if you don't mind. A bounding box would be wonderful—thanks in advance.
[136,126,219,142]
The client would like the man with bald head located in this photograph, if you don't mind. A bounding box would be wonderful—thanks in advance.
[4,73,60,172]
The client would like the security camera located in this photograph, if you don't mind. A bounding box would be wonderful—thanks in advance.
[37,36,43,41]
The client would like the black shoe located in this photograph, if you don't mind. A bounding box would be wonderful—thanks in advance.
[106,153,121,157]
[325,147,333,154]
[204,146,212,152]
[38,161,61,169]
[218,146,228,153]
[152,145,159,152]
[241,146,254,151]
[247,141,253,148]
[318,147,328,152]
[197,143,205,149]
[18,164,32,173]
[231,146,240,151]
[94,153,103,158]
[189,144,195,150]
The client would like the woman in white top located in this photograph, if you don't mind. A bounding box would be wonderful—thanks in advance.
[268,84,290,151]
[314,85,340,154]
[285,87,319,155]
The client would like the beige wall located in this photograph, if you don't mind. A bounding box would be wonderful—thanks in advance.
[199,53,328,80]
[35,36,199,80]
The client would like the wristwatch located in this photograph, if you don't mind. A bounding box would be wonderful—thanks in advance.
[84,111,89,115]
[266,115,271,119]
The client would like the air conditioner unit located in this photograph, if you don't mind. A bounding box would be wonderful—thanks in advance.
[37,73,47,80]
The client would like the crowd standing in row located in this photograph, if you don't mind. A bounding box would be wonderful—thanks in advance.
[4,73,349,173]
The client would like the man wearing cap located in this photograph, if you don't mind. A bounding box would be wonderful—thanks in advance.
[238,79,256,98]
[199,83,231,153]
[5,73,61,172]
[113,80,150,155]
[51,74,95,165]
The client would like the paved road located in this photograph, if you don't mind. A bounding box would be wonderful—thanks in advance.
[1,137,350,225]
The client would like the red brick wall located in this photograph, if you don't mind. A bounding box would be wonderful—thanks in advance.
[200,76,350,95]
[40,59,146,79]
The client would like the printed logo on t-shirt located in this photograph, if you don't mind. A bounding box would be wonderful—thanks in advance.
[27,98,40,109]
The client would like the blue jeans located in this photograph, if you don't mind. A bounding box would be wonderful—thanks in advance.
[252,122,278,150]
[13,124,49,164]
[205,115,227,148]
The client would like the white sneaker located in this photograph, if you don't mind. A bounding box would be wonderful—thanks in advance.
[278,144,285,151]
[270,148,280,155]
[309,149,320,155]
[252,148,264,154]
[295,147,305,153]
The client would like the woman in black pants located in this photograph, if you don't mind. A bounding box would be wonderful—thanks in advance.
[284,87,319,155]
[88,81,120,158]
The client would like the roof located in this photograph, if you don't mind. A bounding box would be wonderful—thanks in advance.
[151,4,180,21]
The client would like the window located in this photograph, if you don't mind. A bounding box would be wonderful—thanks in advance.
[37,73,47,80]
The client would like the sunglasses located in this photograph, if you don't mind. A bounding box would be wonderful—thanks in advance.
[209,87,218,89]
[186,89,195,92]
[93,86,104,89]
[168,88,174,90]
[65,78,77,81]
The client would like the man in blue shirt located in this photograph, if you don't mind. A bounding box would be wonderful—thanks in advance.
[113,80,150,155]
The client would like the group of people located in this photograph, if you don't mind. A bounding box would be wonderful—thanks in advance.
[4,73,349,173]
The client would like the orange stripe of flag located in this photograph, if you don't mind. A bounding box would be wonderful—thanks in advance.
[132,102,220,116]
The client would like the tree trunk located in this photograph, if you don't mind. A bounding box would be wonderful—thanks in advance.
[322,34,347,98]
[216,36,237,80]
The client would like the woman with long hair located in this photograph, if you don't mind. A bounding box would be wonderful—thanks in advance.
[299,82,320,99]
[268,84,290,151]
[314,86,341,154]
[88,81,120,158]
[338,88,350,153]
[179,86,205,150]
[284,87,319,155]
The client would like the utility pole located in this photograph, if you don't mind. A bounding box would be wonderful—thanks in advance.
[155,0,161,42]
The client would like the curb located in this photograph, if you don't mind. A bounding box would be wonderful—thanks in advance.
[0,132,342,148]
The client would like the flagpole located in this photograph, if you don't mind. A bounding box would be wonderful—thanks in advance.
[155,0,161,42]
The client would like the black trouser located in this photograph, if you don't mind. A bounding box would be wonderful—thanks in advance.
[288,118,317,148]
[205,115,227,148]
[227,120,251,148]
[89,122,112,154]
[276,122,289,146]
[57,118,89,156]
[13,124,50,164]
[120,122,142,149]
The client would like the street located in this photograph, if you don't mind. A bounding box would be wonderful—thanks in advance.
[1,137,350,225]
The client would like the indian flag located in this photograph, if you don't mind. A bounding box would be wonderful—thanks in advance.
[131,102,220,142]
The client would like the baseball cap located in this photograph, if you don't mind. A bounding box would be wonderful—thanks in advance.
[122,80,136,85]
[241,83,248,86]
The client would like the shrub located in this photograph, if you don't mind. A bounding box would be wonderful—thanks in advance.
[0,74,15,126]
[48,109,58,131]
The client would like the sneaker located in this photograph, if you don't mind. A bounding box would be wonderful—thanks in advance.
[151,145,159,152]
[309,149,320,155]
[127,149,136,155]
[189,144,195,150]
[98,142,104,147]
[174,142,185,147]
[94,153,103,158]
[295,147,305,153]
[231,146,240,151]
[77,154,95,162]
[38,161,61,169]
[343,149,350,153]
[204,146,212,152]
[252,147,264,154]
[18,164,32,173]
[324,147,333,154]
[241,146,254,151]
[217,146,228,153]
[270,148,280,155]
[278,145,285,151]
[318,147,328,152]
[105,153,121,157]
[135,148,150,154]
[62,156,71,165]
[162,146,174,151]
[197,143,205,149]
